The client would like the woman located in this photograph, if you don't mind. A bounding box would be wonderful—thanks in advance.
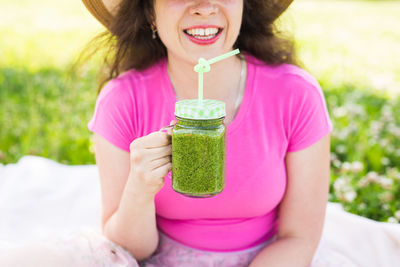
[84,0,332,266]
[0,0,332,266]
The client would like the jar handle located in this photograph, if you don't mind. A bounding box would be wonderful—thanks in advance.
[159,124,175,133]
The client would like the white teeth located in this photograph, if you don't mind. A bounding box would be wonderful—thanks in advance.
[185,27,219,38]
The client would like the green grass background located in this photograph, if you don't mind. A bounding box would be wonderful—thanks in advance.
[1,0,399,222]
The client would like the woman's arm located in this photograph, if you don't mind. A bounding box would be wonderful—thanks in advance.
[249,134,331,267]
[93,134,159,261]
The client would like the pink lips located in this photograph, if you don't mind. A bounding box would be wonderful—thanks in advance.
[183,24,223,46]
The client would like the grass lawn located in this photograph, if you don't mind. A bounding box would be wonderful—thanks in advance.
[1,0,399,222]
[283,0,400,95]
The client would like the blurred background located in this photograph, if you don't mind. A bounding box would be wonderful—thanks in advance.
[0,0,399,223]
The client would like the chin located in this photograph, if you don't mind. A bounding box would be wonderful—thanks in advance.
[186,48,229,62]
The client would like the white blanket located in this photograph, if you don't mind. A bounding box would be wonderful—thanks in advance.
[0,156,101,247]
[0,156,399,266]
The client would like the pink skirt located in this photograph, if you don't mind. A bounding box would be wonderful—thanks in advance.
[140,231,276,267]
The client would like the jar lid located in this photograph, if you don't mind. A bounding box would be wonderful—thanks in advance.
[175,99,226,120]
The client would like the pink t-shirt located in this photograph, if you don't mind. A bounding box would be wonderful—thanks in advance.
[88,54,333,252]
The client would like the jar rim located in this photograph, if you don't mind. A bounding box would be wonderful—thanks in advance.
[176,115,225,121]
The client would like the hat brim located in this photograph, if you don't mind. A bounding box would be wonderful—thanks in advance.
[82,0,113,28]
[82,0,294,30]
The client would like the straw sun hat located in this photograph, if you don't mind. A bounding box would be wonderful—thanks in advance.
[82,0,294,29]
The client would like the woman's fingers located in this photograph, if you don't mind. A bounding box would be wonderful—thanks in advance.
[131,131,170,150]
[151,161,172,180]
[142,144,172,161]
[150,155,172,171]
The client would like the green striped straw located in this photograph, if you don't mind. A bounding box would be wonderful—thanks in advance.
[194,49,240,105]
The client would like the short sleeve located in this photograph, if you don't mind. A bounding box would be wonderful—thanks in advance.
[88,78,136,152]
[285,74,333,153]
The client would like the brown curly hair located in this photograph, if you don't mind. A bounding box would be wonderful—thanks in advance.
[83,0,298,92]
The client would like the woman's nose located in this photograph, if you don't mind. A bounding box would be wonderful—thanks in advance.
[189,0,218,17]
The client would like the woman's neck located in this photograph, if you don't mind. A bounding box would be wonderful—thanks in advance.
[166,53,243,103]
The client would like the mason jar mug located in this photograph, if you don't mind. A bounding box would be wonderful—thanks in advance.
[171,99,226,198]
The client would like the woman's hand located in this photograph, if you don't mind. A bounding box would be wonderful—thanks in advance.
[127,120,177,198]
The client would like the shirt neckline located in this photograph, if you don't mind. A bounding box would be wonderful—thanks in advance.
[162,53,255,136]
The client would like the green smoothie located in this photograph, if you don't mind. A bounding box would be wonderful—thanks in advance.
[172,116,226,197]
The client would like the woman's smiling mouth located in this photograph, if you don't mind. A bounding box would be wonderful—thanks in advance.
[183,25,223,45]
